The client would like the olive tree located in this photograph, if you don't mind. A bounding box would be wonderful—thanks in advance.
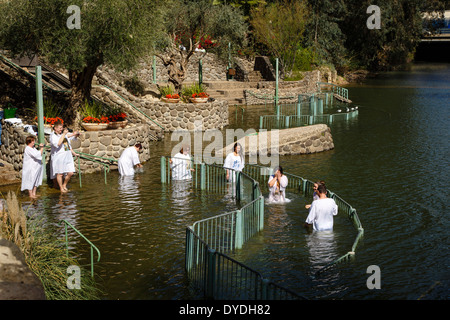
[156,0,248,92]
[0,0,164,125]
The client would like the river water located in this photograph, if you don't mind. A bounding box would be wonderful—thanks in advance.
[3,62,449,300]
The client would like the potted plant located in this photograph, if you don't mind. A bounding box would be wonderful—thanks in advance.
[182,83,209,103]
[190,92,209,103]
[108,112,128,129]
[159,85,180,103]
[81,116,109,131]
[81,100,109,131]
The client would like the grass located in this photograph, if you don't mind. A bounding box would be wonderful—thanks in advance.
[0,191,103,300]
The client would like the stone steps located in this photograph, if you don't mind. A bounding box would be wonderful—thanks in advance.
[204,81,261,105]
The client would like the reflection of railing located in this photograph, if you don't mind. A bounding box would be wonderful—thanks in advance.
[61,219,101,278]
[161,156,305,300]
[242,163,364,277]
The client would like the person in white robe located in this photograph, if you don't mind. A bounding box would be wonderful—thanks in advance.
[50,122,79,193]
[170,146,193,180]
[305,180,326,209]
[118,144,143,176]
[223,143,244,183]
[268,166,289,203]
[21,135,44,198]
[304,184,338,232]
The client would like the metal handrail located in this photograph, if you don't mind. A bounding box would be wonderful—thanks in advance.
[61,219,101,278]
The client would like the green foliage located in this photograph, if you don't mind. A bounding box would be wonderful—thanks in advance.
[181,82,208,97]
[123,76,145,97]
[161,0,248,59]
[158,84,175,97]
[250,0,310,77]
[80,99,105,118]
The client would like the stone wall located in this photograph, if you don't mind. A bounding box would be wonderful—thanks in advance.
[244,70,321,105]
[100,52,230,86]
[93,68,229,133]
[224,124,334,156]
[0,121,151,174]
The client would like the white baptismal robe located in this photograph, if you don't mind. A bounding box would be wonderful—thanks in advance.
[171,153,192,180]
[118,147,141,176]
[50,132,76,179]
[268,175,288,203]
[305,198,338,231]
[21,146,43,191]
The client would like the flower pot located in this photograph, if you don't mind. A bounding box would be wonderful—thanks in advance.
[81,122,109,131]
[161,97,180,103]
[107,120,128,129]
[190,97,208,103]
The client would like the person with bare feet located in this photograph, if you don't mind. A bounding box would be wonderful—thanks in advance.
[21,135,44,199]
[50,120,79,193]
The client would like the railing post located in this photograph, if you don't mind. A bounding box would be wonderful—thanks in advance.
[206,248,216,299]
[262,278,270,300]
[161,156,166,183]
[35,66,47,182]
[235,210,243,250]
[201,163,206,190]
[259,196,264,231]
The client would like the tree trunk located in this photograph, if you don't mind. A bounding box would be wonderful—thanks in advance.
[68,64,100,129]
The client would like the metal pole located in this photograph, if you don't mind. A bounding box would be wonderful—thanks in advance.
[35,66,46,182]
[161,156,166,183]
[275,58,279,107]
[199,58,203,85]
[152,55,156,84]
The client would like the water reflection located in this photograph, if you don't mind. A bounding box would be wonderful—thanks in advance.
[305,231,338,274]
[118,175,141,209]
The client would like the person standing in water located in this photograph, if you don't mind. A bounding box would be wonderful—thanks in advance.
[224,143,244,182]
[50,120,79,193]
[304,184,338,231]
[268,166,289,203]
[118,143,143,176]
[21,135,45,199]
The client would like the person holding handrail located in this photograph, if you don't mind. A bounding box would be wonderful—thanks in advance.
[304,184,338,231]
[50,120,79,193]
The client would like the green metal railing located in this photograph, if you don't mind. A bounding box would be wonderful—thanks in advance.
[61,219,101,278]
[317,82,349,101]
[161,155,304,299]
[75,151,117,187]
[259,91,358,130]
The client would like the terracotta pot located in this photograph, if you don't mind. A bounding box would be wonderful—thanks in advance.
[161,97,180,103]
[107,120,128,129]
[190,97,208,103]
[81,122,109,131]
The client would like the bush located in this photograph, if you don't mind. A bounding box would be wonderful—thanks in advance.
[124,76,145,96]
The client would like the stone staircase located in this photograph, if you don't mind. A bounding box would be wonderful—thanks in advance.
[204,70,265,105]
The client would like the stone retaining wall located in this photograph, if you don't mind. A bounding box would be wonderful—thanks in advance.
[224,124,334,156]
[244,70,321,105]
[0,121,151,174]
[93,69,229,132]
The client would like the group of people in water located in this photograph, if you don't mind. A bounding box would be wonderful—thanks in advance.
[20,121,143,198]
[20,125,338,232]
[169,142,339,232]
